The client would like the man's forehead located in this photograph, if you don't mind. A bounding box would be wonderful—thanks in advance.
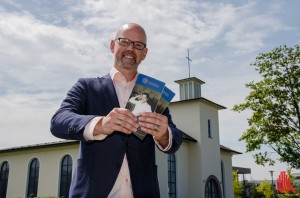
[115,23,147,43]
[122,24,130,29]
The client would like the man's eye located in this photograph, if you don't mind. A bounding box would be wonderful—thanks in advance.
[135,43,143,48]
[121,40,130,45]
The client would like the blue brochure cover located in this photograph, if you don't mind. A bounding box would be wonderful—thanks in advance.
[154,86,175,114]
[126,73,165,140]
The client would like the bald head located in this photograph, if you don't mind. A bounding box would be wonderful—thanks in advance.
[115,23,147,44]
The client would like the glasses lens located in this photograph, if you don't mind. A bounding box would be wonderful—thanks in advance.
[133,42,145,50]
[118,38,130,46]
[116,38,145,50]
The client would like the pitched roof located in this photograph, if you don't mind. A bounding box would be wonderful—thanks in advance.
[171,97,226,110]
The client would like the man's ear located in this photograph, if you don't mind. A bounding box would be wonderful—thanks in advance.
[142,48,148,60]
[110,40,115,53]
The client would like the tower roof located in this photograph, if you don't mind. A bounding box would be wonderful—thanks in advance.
[175,77,205,85]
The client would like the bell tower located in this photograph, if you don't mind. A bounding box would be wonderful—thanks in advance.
[175,77,205,100]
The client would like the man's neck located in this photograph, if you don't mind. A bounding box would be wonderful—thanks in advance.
[114,66,137,82]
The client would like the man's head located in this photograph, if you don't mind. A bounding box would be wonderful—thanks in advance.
[110,23,148,72]
[141,92,149,104]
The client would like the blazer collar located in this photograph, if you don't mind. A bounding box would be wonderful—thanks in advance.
[99,74,120,109]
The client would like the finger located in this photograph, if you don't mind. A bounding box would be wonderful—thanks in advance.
[102,115,137,135]
[139,112,167,124]
[138,117,167,133]
[138,122,164,134]
[116,117,139,132]
[114,108,137,121]
[113,124,132,134]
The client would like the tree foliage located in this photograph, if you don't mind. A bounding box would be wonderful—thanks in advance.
[233,44,300,168]
[232,170,243,198]
[256,180,274,198]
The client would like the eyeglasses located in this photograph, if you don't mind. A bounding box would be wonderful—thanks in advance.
[115,38,146,50]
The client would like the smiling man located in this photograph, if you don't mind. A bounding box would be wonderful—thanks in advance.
[50,23,182,198]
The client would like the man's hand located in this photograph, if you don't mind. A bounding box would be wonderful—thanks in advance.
[93,108,139,136]
[137,112,170,148]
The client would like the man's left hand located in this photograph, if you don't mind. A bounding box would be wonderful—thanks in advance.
[138,112,169,148]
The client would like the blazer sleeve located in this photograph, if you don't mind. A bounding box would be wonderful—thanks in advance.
[160,107,183,154]
[50,78,96,141]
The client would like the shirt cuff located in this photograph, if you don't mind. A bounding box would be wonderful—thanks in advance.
[83,116,107,141]
[154,127,173,151]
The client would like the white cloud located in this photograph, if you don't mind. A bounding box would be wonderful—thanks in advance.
[223,1,289,54]
[0,0,299,179]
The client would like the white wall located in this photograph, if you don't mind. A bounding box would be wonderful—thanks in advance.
[170,101,205,197]
[156,141,190,198]
[221,151,235,198]
[155,146,168,196]
[0,143,78,198]
[169,99,227,198]
[176,142,190,198]
[0,98,235,198]
[199,102,222,189]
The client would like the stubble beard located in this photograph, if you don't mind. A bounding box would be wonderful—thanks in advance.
[117,56,138,71]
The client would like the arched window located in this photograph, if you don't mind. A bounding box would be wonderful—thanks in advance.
[59,155,73,198]
[0,161,9,198]
[27,158,39,198]
[168,154,177,198]
[205,175,222,198]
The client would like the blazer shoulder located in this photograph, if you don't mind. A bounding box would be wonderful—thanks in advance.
[77,74,111,85]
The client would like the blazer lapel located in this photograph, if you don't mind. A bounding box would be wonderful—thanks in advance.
[98,74,120,109]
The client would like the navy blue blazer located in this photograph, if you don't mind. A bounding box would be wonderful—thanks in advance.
[50,74,182,198]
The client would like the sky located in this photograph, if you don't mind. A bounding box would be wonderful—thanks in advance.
[0,0,299,181]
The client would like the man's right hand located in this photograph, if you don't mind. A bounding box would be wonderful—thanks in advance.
[93,108,139,136]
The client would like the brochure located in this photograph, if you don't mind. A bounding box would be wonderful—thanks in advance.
[154,86,175,114]
[125,73,165,140]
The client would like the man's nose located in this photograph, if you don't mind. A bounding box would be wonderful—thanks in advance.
[126,42,134,50]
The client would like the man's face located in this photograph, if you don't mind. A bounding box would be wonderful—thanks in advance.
[141,94,148,103]
[110,26,148,71]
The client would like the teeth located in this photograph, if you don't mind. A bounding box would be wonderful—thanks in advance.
[125,55,134,59]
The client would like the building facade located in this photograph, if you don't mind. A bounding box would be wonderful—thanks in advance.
[0,77,241,198]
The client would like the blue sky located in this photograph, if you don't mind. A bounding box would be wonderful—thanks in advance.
[0,0,299,180]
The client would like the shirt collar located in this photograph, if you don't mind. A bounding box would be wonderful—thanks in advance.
[110,67,138,83]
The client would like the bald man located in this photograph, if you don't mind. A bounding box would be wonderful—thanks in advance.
[51,23,182,198]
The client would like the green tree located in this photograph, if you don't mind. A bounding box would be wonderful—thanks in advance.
[233,44,300,168]
[287,167,297,184]
[233,170,243,198]
[256,179,274,198]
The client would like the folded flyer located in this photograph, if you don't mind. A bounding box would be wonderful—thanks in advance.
[125,73,165,140]
[154,86,175,114]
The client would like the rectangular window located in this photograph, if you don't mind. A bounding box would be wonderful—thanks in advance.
[184,83,188,100]
[188,82,193,99]
[194,83,201,98]
[180,84,184,100]
[208,119,212,138]
[168,154,177,198]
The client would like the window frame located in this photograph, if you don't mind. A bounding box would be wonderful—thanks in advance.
[27,158,40,198]
[168,153,177,198]
[59,155,73,198]
[208,119,212,138]
[0,161,9,198]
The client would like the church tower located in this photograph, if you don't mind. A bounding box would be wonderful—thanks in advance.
[175,77,205,100]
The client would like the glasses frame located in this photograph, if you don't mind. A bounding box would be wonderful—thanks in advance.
[115,38,147,50]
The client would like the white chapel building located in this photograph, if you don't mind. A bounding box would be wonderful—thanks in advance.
[0,77,241,198]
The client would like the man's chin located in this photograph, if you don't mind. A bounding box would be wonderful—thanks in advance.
[118,63,138,71]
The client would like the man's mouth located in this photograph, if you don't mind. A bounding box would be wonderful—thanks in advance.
[122,53,136,63]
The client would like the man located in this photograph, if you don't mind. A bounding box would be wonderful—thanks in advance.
[50,23,182,198]
[128,92,152,116]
